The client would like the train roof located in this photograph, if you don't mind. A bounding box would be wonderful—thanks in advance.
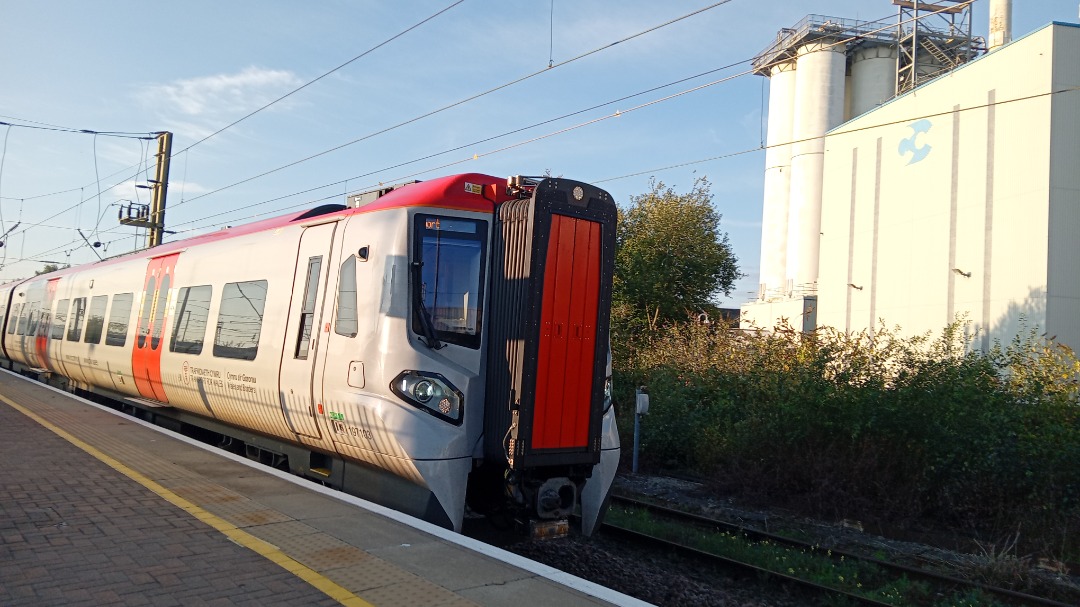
[9,172,516,286]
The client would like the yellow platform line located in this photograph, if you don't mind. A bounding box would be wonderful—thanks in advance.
[0,393,374,607]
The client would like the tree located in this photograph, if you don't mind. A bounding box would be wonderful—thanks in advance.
[613,178,740,331]
[34,263,66,276]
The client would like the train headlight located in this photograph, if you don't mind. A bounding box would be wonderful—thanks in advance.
[391,371,463,425]
[413,380,436,403]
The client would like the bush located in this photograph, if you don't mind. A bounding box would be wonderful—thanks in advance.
[615,319,1080,556]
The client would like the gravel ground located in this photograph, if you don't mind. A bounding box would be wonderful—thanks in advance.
[609,473,1080,604]
[498,473,1080,607]
[507,533,804,607]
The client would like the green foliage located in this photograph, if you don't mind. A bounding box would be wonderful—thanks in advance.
[607,504,1012,606]
[612,178,740,336]
[34,263,68,275]
[616,319,1080,556]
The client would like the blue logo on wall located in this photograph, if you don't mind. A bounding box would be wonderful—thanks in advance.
[898,119,932,165]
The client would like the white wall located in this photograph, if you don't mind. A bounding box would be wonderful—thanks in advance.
[817,24,1079,351]
[1047,24,1080,350]
[739,296,817,333]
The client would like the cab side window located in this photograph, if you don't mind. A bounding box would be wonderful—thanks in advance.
[335,256,358,337]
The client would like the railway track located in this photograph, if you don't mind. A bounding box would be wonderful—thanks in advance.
[603,494,1074,607]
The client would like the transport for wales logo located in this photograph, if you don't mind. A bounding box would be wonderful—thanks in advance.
[898,119,932,165]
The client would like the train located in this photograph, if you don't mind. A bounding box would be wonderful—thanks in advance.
[0,173,620,536]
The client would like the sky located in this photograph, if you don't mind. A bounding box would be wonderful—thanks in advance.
[1,0,1077,304]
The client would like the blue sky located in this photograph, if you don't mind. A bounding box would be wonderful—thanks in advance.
[1,1,1076,303]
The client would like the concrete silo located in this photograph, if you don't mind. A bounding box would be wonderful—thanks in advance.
[757,59,796,300]
[741,5,978,332]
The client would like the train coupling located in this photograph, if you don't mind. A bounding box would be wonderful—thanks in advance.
[536,476,577,519]
[506,473,579,538]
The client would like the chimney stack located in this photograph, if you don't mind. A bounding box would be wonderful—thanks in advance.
[988,0,1013,51]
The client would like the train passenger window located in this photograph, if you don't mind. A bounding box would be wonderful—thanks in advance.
[15,303,29,335]
[296,257,322,358]
[67,298,86,341]
[105,293,134,347]
[335,256,358,338]
[170,285,212,354]
[37,311,51,338]
[412,215,487,349]
[25,303,40,336]
[51,299,69,339]
[84,295,109,344]
[137,278,155,349]
[150,275,171,350]
[7,303,20,334]
[213,280,268,360]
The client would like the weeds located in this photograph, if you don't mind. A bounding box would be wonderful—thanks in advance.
[969,529,1036,591]
[606,505,1010,606]
[615,318,1080,560]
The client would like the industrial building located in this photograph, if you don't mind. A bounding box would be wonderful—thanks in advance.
[741,0,1080,353]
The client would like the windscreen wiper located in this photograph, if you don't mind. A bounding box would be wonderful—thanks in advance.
[410,261,443,349]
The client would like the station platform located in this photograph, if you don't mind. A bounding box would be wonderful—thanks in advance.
[0,370,647,607]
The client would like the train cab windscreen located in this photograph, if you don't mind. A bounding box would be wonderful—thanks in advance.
[412,215,487,349]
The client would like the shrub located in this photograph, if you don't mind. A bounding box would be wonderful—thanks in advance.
[615,318,1080,556]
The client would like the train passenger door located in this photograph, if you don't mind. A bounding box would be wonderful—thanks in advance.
[132,253,179,402]
[34,278,60,372]
[278,222,337,438]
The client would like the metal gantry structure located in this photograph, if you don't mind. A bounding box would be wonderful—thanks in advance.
[894,0,982,94]
[119,131,172,249]
[751,3,981,96]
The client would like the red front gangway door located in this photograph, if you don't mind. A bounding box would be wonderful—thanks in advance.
[132,254,179,402]
[532,214,602,450]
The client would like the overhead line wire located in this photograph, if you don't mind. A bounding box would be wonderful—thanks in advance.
[0,113,158,138]
[174,0,468,156]
[2,165,152,242]
[595,86,1078,183]
[0,118,157,140]
[8,0,738,249]
[170,85,1080,242]
[161,61,757,234]
[9,0,989,268]
[0,124,10,233]
[165,0,738,213]
[153,1,995,235]
[167,0,960,217]
[0,2,466,208]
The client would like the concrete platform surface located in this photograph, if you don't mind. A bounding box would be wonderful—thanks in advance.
[0,369,649,607]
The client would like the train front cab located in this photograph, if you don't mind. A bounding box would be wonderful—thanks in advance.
[344,174,621,536]
[479,176,620,536]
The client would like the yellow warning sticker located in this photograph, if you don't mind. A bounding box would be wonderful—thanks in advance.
[464,182,482,195]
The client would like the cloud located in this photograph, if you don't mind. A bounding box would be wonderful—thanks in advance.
[109,179,209,202]
[139,67,303,120]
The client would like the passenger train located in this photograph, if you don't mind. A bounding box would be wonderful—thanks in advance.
[0,173,620,535]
